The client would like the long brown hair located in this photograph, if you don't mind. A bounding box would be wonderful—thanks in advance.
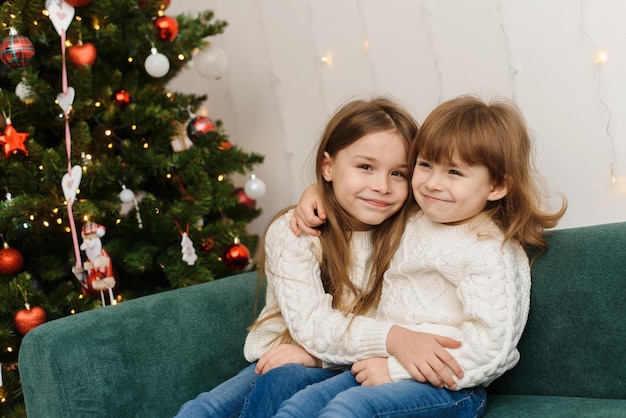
[250,97,418,338]
[409,95,566,255]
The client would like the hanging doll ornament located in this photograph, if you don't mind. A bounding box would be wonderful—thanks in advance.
[180,232,198,266]
[0,27,35,69]
[72,222,118,306]
[0,116,29,158]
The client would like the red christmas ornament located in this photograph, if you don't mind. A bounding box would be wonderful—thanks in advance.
[232,187,256,209]
[68,41,97,67]
[201,237,215,252]
[64,0,92,6]
[219,140,232,151]
[0,242,24,275]
[0,121,29,157]
[113,89,131,108]
[223,238,250,270]
[0,28,35,69]
[186,116,216,141]
[154,15,178,42]
[14,304,46,335]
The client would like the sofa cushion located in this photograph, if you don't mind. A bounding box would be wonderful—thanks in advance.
[488,222,626,399]
[484,395,626,417]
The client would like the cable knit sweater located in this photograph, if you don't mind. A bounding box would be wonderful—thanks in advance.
[244,209,395,366]
[380,211,531,387]
[244,209,531,389]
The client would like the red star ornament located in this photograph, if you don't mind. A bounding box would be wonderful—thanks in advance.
[0,119,29,158]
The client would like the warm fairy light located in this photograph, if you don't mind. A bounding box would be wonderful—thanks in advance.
[177,53,185,61]
[29,215,35,221]
[6,346,13,353]
[166,92,173,98]
[320,54,334,67]
[108,143,114,149]
[611,175,617,183]
[43,220,50,227]
[52,208,59,214]
[95,101,101,107]
[56,218,63,224]
[105,129,112,136]
[75,16,82,22]
[70,309,76,314]
[33,20,39,26]
[83,215,89,222]
[128,57,133,63]
[65,39,72,47]
[93,19,101,31]
[217,174,225,181]
[166,173,172,179]
[115,218,121,225]
[143,143,149,149]
[38,165,44,170]
[131,124,137,130]
[595,51,608,64]
[76,188,80,195]
[42,9,49,17]
[157,9,165,17]
[65,227,70,232]
[78,294,84,299]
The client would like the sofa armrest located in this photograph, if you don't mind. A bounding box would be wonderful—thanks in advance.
[19,271,261,418]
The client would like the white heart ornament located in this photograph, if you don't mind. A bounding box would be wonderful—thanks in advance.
[47,1,75,36]
[56,87,75,114]
[61,165,82,203]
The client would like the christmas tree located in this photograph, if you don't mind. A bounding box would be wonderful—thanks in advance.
[0,0,264,414]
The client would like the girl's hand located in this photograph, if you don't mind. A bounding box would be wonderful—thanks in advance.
[290,184,326,237]
[352,357,392,386]
[255,344,322,375]
[386,326,463,389]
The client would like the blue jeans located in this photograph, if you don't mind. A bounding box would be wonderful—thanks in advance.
[274,370,487,418]
[174,363,341,418]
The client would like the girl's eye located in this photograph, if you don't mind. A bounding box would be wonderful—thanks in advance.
[391,170,407,178]
[449,169,463,176]
[358,164,373,171]
[417,161,431,168]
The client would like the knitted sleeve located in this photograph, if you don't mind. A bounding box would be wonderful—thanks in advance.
[259,210,394,365]
[385,238,531,389]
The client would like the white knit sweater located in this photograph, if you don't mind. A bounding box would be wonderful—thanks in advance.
[380,212,531,387]
[244,209,394,365]
[243,210,531,389]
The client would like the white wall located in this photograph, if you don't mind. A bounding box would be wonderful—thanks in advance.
[167,0,626,237]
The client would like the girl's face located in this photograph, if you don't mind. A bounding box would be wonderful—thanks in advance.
[322,130,409,230]
[411,153,507,225]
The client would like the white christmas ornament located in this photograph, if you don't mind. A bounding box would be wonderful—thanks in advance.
[61,165,82,203]
[193,43,228,79]
[244,174,266,200]
[46,0,75,36]
[180,232,198,266]
[144,48,170,78]
[15,79,36,104]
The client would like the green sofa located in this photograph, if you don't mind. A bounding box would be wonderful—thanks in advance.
[19,222,626,417]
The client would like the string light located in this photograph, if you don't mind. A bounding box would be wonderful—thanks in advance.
[594,50,608,64]
[319,54,333,67]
